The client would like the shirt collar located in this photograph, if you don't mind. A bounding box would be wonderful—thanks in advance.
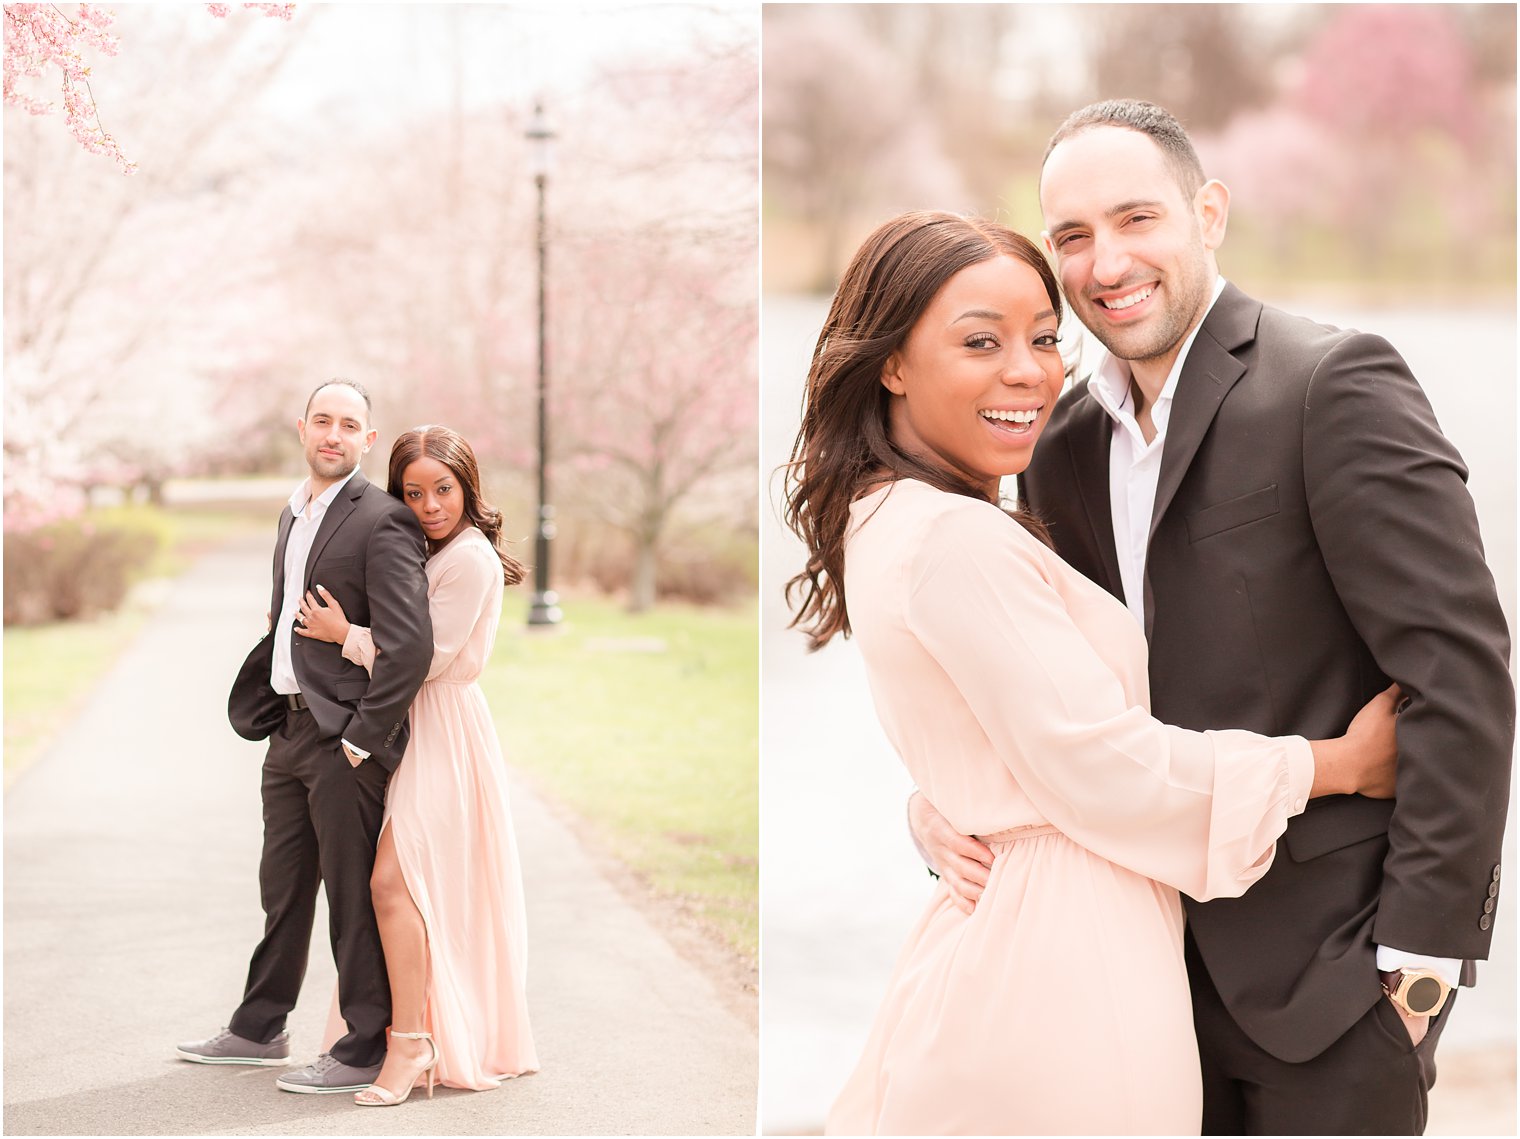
[289,466,359,518]
[1087,275,1228,426]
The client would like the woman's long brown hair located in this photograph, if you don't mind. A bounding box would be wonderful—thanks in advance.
[782,211,1062,651]
[387,425,526,586]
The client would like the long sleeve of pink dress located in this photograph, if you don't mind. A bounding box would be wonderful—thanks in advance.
[901,490,1312,902]
[826,480,1314,1136]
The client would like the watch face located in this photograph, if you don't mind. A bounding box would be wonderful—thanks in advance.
[1406,975,1443,1014]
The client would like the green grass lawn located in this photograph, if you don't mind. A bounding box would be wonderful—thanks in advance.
[481,593,759,960]
[4,609,150,783]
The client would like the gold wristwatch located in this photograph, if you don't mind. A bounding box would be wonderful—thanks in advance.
[1379,968,1451,1017]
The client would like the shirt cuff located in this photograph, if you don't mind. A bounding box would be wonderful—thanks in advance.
[341,624,374,671]
[341,737,371,760]
[1284,735,1314,816]
[906,791,937,875]
[1375,945,1462,989]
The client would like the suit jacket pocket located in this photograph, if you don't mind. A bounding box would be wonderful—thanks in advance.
[1186,484,1280,543]
[332,678,368,702]
[1284,796,1393,862]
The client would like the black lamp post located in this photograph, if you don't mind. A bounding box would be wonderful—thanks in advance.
[526,99,562,627]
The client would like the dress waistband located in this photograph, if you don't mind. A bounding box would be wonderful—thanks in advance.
[977,823,1062,845]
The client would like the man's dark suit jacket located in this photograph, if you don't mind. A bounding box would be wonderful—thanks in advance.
[227,469,431,770]
[1021,282,1513,1064]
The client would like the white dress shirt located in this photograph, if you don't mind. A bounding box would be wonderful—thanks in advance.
[1086,275,1458,989]
[270,469,357,694]
[1087,275,1227,628]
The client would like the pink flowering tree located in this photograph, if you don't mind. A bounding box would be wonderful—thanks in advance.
[1291,3,1486,270]
[2,2,292,174]
[3,6,304,531]
[257,33,759,610]
[1195,4,1505,284]
[553,233,757,612]
[545,44,759,611]
[763,6,966,289]
[2,3,134,172]
[246,95,541,477]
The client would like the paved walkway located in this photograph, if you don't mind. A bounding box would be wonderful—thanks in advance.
[4,532,756,1136]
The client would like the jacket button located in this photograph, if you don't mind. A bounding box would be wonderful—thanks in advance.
[1494,864,1503,882]
[1490,881,1501,899]
[1479,914,1492,931]
[1483,898,1495,914]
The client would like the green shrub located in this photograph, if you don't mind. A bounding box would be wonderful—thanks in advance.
[3,515,161,626]
[564,524,758,607]
[654,528,758,606]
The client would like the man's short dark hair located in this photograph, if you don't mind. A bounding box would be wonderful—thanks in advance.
[305,378,373,423]
[1042,99,1206,197]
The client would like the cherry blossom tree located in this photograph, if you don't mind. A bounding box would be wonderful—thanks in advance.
[1196,4,1507,283]
[545,40,758,611]
[3,2,292,174]
[1295,4,1477,149]
[262,26,759,610]
[3,6,306,525]
[552,232,756,612]
[763,6,965,288]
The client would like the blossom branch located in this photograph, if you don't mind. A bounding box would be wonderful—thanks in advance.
[3,2,294,173]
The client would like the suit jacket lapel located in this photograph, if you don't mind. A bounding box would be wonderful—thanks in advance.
[1143,284,1260,637]
[303,469,369,591]
[1054,386,1125,600]
[271,506,295,625]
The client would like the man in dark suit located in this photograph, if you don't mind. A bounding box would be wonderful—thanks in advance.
[177,379,432,1094]
[910,100,1512,1133]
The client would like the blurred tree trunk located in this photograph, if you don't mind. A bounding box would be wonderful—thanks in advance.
[1085,4,1275,131]
[630,532,660,613]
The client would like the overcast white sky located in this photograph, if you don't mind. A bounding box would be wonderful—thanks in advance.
[251,2,756,126]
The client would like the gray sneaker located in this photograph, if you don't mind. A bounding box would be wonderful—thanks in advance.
[176,1028,291,1066]
[275,1052,383,1094]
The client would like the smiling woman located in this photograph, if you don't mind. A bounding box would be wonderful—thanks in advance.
[782,211,1062,652]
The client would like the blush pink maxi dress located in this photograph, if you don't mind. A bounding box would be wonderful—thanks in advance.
[825,480,1314,1136]
[325,525,538,1090]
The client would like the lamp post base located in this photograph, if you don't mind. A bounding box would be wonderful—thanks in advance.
[527,590,562,627]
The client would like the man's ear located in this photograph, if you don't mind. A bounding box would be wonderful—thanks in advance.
[1196,179,1230,252]
[362,428,378,453]
[881,352,907,396]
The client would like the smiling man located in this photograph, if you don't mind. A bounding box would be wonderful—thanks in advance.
[177,379,432,1094]
[909,100,1513,1134]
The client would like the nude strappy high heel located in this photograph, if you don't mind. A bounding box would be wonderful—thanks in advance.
[353,1031,438,1106]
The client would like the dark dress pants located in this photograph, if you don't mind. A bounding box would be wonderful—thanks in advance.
[1187,930,1453,1135]
[227,706,392,1067]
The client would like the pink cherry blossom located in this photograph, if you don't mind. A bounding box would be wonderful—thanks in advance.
[4,2,294,173]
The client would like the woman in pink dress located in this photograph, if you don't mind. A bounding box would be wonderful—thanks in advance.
[298,425,537,1106]
[782,212,1399,1134]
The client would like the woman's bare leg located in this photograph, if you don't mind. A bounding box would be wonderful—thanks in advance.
[359,826,434,1098]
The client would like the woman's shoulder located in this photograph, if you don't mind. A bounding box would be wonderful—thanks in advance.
[849,479,1047,589]
[431,526,499,575]
[852,478,1021,539]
